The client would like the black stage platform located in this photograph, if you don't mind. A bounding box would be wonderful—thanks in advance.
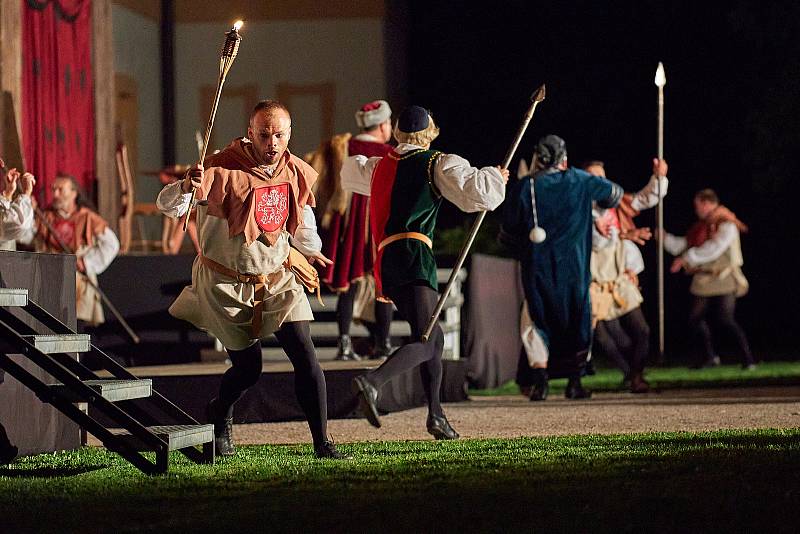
[94,358,468,424]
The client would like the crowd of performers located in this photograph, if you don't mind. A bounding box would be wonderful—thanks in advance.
[0,97,754,462]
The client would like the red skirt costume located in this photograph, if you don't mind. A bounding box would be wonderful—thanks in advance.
[317,137,392,291]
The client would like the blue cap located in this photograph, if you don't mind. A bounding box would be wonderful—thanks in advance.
[397,105,430,133]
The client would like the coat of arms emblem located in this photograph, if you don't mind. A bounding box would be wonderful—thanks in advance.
[254,183,290,232]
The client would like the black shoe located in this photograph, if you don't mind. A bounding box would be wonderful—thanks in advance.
[529,381,549,401]
[206,398,235,456]
[335,335,361,361]
[0,444,18,465]
[370,338,395,359]
[565,378,592,399]
[352,375,381,428]
[426,413,459,440]
[529,368,549,401]
[315,439,351,460]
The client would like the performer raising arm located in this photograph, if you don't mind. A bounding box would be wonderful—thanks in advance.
[341,105,508,439]
[157,100,346,459]
[663,188,754,370]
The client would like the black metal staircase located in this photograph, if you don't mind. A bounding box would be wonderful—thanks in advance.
[0,287,214,474]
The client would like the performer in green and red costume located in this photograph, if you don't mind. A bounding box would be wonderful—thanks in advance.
[341,105,508,439]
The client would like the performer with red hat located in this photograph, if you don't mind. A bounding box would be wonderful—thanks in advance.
[306,100,395,360]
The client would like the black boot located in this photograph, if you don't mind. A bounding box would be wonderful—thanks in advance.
[426,413,459,440]
[529,368,549,401]
[370,336,395,359]
[315,439,351,460]
[565,376,592,399]
[336,335,361,361]
[352,375,381,428]
[206,398,235,456]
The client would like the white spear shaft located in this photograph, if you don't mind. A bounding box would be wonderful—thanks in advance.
[655,61,666,358]
[421,85,546,342]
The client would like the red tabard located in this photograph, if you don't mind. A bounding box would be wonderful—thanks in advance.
[368,152,400,299]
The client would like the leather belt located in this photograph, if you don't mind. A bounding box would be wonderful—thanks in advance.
[200,255,276,337]
[378,231,432,251]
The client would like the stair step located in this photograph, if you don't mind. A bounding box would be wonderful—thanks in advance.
[50,379,153,403]
[112,424,214,451]
[23,334,91,354]
[0,288,28,307]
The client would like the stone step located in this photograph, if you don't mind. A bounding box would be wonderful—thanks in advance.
[50,379,153,403]
[0,334,91,355]
[0,288,28,307]
[111,424,214,451]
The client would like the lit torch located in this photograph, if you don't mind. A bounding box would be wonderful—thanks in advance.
[183,20,244,231]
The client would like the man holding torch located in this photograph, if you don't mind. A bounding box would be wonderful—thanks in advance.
[157,100,346,459]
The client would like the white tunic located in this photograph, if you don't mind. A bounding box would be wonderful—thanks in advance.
[157,181,321,350]
[0,195,34,251]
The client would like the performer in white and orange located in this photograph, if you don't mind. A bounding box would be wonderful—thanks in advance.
[342,105,507,439]
[587,159,668,393]
[157,100,346,459]
[25,174,119,326]
[306,100,394,360]
[663,188,755,369]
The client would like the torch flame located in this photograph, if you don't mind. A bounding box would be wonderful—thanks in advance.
[654,62,666,87]
[233,20,243,31]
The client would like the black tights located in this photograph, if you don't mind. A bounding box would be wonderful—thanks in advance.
[217,321,328,446]
[365,283,444,417]
[594,307,650,376]
[337,281,393,345]
[689,294,754,366]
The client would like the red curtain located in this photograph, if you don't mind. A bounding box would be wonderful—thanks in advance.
[22,0,94,206]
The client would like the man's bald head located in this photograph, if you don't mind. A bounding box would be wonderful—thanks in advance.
[248,100,292,166]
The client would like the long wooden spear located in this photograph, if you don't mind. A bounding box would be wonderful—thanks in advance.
[655,62,666,359]
[183,21,243,231]
[421,85,546,342]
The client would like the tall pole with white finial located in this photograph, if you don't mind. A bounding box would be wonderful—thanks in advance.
[655,61,666,359]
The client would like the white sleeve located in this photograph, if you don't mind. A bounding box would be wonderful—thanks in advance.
[289,205,322,255]
[433,153,505,212]
[683,222,737,267]
[156,181,192,218]
[81,227,120,275]
[663,233,687,256]
[0,195,35,244]
[623,240,645,275]
[341,155,380,196]
[630,175,668,211]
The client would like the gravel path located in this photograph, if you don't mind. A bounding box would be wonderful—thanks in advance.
[232,385,800,445]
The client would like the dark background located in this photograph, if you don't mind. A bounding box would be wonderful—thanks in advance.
[391,0,799,360]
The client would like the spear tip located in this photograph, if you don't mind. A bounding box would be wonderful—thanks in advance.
[655,62,666,87]
[531,84,546,103]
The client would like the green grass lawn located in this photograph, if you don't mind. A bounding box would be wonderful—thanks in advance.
[470,361,800,396]
[2,429,799,532]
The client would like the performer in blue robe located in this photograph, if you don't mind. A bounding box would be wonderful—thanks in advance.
[500,135,623,400]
